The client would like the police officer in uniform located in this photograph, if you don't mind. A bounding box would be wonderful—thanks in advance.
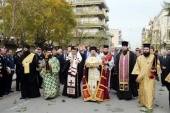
[0,48,8,95]
[6,49,15,93]
[14,48,23,91]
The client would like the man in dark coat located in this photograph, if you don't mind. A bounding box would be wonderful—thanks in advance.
[159,50,170,86]
[60,48,68,84]
[0,48,8,95]
[159,50,170,107]
[14,48,23,91]
[84,46,90,60]
[20,45,40,99]
[0,48,5,97]
[115,41,138,100]
[6,49,15,93]
[35,47,45,88]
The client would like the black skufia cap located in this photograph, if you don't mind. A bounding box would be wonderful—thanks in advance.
[143,42,150,48]
[122,41,128,46]
[103,45,109,48]
[23,44,30,49]
[89,46,97,52]
[46,47,53,51]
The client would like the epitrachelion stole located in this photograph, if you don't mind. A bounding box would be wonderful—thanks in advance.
[66,52,81,96]
[119,52,129,91]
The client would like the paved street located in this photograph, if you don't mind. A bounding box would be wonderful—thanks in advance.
[0,80,169,113]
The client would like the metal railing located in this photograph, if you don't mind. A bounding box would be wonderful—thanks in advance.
[77,21,108,29]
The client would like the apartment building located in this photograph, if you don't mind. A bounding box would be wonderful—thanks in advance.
[108,29,122,47]
[66,0,109,45]
[144,9,170,50]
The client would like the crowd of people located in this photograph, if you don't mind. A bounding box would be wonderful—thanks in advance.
[0,41,170,113]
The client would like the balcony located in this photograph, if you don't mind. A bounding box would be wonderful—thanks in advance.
[75,8,107,18]
[105,16,109,21]
[68,0,109,11]
[167,22,170,29]
[77,21,109,30]
[81,30,107,39]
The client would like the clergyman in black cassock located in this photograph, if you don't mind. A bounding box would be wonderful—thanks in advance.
[20,45,40,99]
[114,41,138,100]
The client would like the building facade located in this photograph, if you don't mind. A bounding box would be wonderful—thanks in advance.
[108,29,122,48]
[144,9,170,51]
[66,0,109,46]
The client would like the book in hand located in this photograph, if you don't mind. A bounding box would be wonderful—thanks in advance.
[39,59,45,65]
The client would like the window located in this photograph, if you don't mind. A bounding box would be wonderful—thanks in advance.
[76,7,83,13]
[119,41,121,45]
[167,16,170,24]
[168,29,170,40]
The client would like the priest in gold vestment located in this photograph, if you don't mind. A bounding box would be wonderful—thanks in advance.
[132,43,161,112]
[82,46,109,101]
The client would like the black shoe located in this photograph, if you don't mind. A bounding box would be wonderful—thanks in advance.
[9,90,14,93]
[0,95,3,97]
[72,97,78,99]
[133,96,139,98]
[16,89,21,91]
[118,98,122,100]
[156,76,160,81]
[20,97,25,99]
[4,92,9,95]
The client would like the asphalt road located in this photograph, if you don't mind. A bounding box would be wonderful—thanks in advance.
[0,80,169,113]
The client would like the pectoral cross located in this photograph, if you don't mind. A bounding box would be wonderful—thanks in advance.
[69,80,74,86]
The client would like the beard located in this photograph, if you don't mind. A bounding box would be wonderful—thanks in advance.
[91,53,96,56]
[143,52,150,57]
[122,50,128,55]
[48,54,52,59]
[23,50,30,57]
[103,51,108,55]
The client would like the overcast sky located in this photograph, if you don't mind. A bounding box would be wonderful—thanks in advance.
[105,0,163,50]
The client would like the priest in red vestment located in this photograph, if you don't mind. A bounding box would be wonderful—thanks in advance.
[101,45,114,91]
[82,46,109,101]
